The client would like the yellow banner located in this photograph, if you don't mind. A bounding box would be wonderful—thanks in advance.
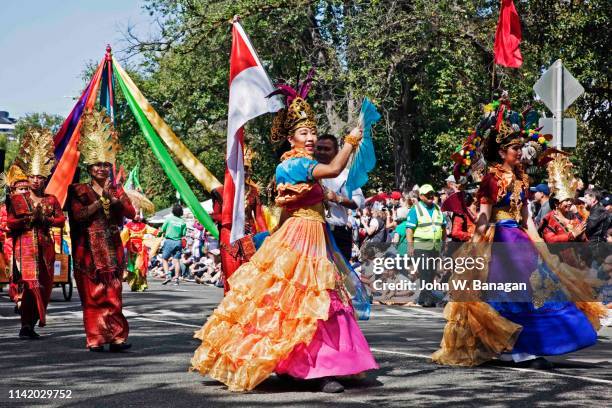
[112,58,222,192]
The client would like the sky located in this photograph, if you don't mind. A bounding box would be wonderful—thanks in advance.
[0,0,152,119]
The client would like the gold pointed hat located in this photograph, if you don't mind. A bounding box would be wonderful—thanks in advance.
[79,109,120,165]
[1,165,29,189]
[547,153,579,203]
[15,128,56,177]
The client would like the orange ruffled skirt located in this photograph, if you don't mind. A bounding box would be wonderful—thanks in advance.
[191,216,377,391]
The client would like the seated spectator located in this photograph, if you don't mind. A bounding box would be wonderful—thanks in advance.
[179,250,194,280]
[191,249,221,285]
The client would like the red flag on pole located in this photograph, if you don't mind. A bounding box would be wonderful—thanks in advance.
[494,0,523,68]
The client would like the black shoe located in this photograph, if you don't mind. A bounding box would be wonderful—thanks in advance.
[519,357,554,370]
[276,373,295,382]
[161,278,171,285]
[320,377,344,393]
[89,346,105,352]
[18,326,40,340]
[109,342,132,352]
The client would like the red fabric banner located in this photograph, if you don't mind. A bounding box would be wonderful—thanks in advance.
[494,0,523,68]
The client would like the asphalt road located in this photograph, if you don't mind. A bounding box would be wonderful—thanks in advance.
[0,280,610,408]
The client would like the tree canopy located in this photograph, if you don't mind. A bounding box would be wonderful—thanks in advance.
[91,1,612,207]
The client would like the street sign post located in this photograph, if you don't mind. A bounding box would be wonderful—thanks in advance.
[533,59,584,149]
[538,118,577,148]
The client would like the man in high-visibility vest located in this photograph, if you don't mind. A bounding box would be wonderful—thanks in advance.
[406,184,446,307]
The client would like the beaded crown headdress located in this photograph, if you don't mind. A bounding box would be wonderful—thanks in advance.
[268,68,317,144]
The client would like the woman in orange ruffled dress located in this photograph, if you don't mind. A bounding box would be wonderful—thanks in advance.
[191,79,378,393]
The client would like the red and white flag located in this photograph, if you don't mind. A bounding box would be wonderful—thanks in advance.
[223,22,282,243]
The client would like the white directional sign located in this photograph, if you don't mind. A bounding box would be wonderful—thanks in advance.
[539,118,577,148]
[533,60,584,149]
[534,60,585,112]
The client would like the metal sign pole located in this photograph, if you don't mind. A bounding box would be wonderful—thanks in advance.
[554,60,563,150]
[534,59,583,150]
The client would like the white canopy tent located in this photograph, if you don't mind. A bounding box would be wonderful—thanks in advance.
[147,199,214,226]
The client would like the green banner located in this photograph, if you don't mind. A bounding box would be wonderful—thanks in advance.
[114,66,219,239]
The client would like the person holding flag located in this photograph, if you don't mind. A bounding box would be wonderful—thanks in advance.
[213,146,268,293]
[191,53,378,390]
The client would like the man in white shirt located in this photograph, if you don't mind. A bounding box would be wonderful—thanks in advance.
[314,134,365,260]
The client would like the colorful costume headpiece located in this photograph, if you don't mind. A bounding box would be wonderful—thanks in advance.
[15,128,56,177]
[79,109,120,165]
[451,93,553,183]
[547,153,579,203]
[269,68,317,143]
[0,165,29,189]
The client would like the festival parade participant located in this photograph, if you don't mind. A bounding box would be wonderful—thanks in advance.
[121,212,157,292]
[1,165,30,310]
[6,129,65,339]
[191,78,377,393]
[541,154,586,245]
[212,146,268,293]
[432,97,606,369]
[67,110,136,352]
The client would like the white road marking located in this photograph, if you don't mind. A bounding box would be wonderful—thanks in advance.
[370,348,612,386]
[370,306,445,319]
[133,316,200,328]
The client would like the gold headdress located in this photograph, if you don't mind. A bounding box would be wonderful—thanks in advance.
[0,165,29,189]
[243,146,257,168]
[79,110,120,165]
[15,128,56,177]
[270,97,317,144]
[7,165,29,187]
[547,153,579,203]
[269,69,317,144]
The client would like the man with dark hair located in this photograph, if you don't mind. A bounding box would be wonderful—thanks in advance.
[584,189,611,264]
[314,134,364,260]
[530,183,551,227]
[159,204,187,285]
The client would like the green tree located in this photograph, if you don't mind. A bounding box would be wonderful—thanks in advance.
[116,0,609,201]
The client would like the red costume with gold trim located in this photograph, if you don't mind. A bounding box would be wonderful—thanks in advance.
[68,183,135,347]
[214,182,267,293]
[121,220,157,292]
[7,193,65,328]
[0,204,11,285]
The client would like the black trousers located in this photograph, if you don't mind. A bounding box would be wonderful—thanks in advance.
[415,248,439,306]
[331,226,353,261]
